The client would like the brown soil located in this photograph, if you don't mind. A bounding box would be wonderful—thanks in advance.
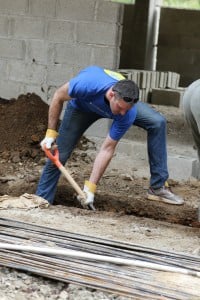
[0,93,48,161]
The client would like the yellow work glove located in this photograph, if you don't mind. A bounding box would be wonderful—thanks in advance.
[40,129,58,150]
[77,180,96,210]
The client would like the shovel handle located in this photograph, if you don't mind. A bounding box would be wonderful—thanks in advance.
[59,165,86,198]
[44,146,86,199]
[44,147,62,168]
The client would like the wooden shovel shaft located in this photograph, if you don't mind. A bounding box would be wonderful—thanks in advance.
[59,165,85,198]
[44,147,86,199]
[0,243,199,277]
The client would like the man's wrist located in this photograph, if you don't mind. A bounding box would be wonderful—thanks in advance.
[46,129,59,138]
[84,180,97,193]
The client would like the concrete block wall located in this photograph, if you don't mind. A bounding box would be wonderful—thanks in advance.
[0,0,123,102]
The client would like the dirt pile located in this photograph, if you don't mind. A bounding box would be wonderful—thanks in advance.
[0,94,48,162]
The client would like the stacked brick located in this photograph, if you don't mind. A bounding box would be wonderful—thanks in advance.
[118,69,185,107]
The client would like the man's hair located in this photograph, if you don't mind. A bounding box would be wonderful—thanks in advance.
[112,79,139,104]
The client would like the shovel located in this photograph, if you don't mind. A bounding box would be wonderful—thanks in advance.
[44,146,95,210]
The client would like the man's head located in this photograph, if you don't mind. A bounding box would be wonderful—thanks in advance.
[106,79,139,115]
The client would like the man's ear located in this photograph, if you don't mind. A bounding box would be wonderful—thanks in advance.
[109,89,115,98]
[106,87,114,101]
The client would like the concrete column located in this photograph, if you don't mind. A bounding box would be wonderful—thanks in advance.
[144,0,162,70]
[130,0,162,70]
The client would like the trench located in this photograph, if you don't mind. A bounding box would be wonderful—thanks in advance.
[55,185,199,228]
[1,172,199,229]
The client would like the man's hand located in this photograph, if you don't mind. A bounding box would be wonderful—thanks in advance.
[40,129,58,150]
[77,180,96,210]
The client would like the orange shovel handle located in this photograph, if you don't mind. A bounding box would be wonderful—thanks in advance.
[44,147,62,168]
[44,146,86,200]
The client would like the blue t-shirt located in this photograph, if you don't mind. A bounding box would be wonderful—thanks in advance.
[68,66,137,141]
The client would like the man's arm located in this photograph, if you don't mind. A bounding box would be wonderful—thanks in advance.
[40,82,71,150]
[48,82,71,130]
[89,135,118,184]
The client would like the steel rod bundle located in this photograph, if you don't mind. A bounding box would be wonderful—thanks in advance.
[0,243,199,278]
[0,217,199,299]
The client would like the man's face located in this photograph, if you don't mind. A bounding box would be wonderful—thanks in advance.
[110,92,133,115]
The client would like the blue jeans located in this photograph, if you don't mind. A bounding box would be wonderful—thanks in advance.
[36,101,168,203]
[134,101,168,188]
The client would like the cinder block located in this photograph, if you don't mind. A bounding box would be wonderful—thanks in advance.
[0,16,9,36]
[47,20,75,43]
[77,21,118,46]
[47,64,73,85]
[166,71,172,88]
[0,38,25,59]
[151,88,184,107]
[54,44,92,66]
[0,0,27,15]
[155,71,160,88]
[0,80,24,100]
[166,71,180,89]
[158,72,166,88]
[145,71,151,89]
[131,72,138,83]
[0,60,7,77]
[56,0,95,21]
[170,72,180,89]
[140,71,147,89]
[168,155,198,181]
[150,71,157,88]
[91,46,119,68]
[26,40,51,64]
[8,61,46,84]
[96,1,122,23]
[136,71,141,86]
[29,0,56,17]
[10,17,45,39]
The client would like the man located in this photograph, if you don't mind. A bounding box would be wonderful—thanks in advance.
[183,79,200,161]
[36,66,184,208]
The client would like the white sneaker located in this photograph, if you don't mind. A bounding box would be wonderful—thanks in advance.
[147,186,184,205]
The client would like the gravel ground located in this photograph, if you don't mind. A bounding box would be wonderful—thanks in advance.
[0,267,129,300]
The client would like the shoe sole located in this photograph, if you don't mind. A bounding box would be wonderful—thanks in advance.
[147,194,184,205]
